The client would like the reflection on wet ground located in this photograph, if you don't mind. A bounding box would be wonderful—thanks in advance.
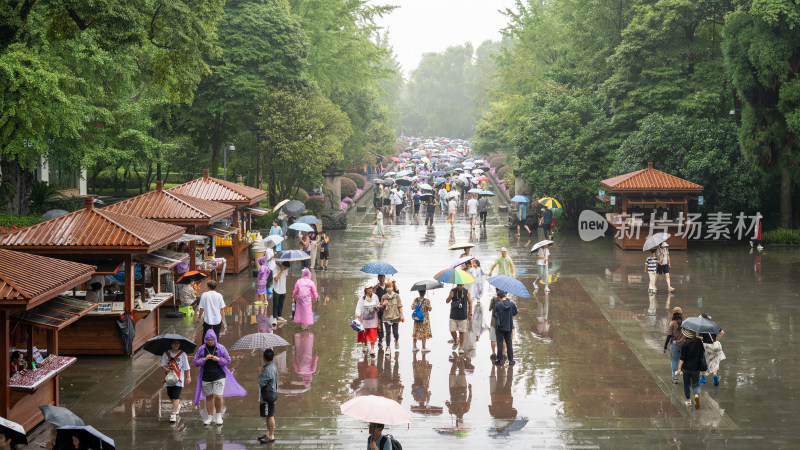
[32,200,800,448]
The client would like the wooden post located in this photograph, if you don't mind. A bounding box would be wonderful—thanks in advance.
[47,329,60,405]
[0,312,9,417]
[125,254,134,314]
[152,267,161,293]
[26,325,33,370]
[190,240,197,270]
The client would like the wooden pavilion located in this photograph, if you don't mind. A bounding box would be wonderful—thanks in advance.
[600,162,704,250]
[0,249,95,431]
[0,197,185,355]
[168,170,268,274]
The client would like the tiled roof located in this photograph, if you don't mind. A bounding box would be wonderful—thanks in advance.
[105,182,234,225]
[168,170,267,205]
[0,198,185,253]
[600,162,703,192]
[0,249,94,306]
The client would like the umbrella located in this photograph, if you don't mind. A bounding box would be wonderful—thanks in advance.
[480,190,495,197]
[472,169,484,174]
[296,215,321,225]
[340,395,412,425]
[449,256,476,268]
[419,193,434,200]
[289,222,315,233]
[421,157,431,164]
[468,188,482,194]
[487,275,530,298]
[263,235,284,247]
[460,172,473,178]
[177,270,207,283]
[230,332,290,350]
[282,200,306,216]
[0,416,27,446]
[396,178,412,187]
[418,183,433,190]
[643,232,671,251]
[360,262,398,275]
[477,165,490,171]
[433,177,447,185]
[115,314,135,357]
[42,209,69,221]
[381,178,396,186]
[447,191,460,199]
[511,195,530,203]
[275,250,310,261]
[531,240,554,252]
[391,157,401,162]
[272,199,290,211]
[435,268,474,285]
[474,176,489,182]
[383,171,397,178]
[39,405,85,428]
[538,197,562,209]
[448,243,475,251]
[453,178,468,186]
[410,280,445,291]
[142,333,197,356]
[681,316,722,334]
[396,170,413,177]
[432,171,446,177]
[55,426,115,449]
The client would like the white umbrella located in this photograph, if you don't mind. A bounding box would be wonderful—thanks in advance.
[231,332,290,350]
[643,232,671,251]
[531,240,554,252]
[263,235,284,247]
[340,395,412,425]
[447,191,459,199]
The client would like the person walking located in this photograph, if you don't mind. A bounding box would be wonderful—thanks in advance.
[292,268,319,331]
[425,196,437,226]
[374,275,388,349]
[356,286,381,356]
[308,225,320,270]
[516,201,531,236]
[298,232,311,269]
[645,249,658,293]
[751,212,764,251]
[411,290,432,353]
[663,306,685,384]
[493,290,517,366]
[390,188,403,218]
[448,196,457,228]
[699,313,725,386]
[478,195,489,227]
[539,206,553,239]
[488,290,506,362]
[489,248,515,277]
[676,328,706,409]
[257,348,278,444]
[194,329,247,425]
[533,243,551,293]
[374,184,383,211]
[655,242,676,292]
[446,284,473,354]
[371,208,386,240]
[161,339,191,423]
[269,220,284,252]
[380,281,403,351]
[319,231,330,270]
[467,194,479,229]
[367,423,394,450]
[196,280,226,339]
[438,186,448,213]
[412,190,421,217]
[256,256,271,306]
[271,262,290,327]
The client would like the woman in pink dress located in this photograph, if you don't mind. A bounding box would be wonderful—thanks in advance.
[292,268,318,330]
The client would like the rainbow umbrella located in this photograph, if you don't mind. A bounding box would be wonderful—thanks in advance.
[434,268,474,285]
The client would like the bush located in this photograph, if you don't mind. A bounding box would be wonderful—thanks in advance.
[497,166,511,181]
[344,173,367,189]
[306,195,324,216]
[292,188,310,202]
[0,213,43,235]
[502,168,515,188]
[341,177,357,198]
[489,155,506,168]
[763,228,800,246]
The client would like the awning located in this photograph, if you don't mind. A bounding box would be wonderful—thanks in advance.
[136,248,189,270]
[175,233,208,243]
[196,223,238,237]
[93,259,124,275]
[626,196,687,205]
[12,297,97,330]
[241,206,270,216]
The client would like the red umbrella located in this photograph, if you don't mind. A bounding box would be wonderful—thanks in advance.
[475,176,489,182]
[177,270,207,283]
[391,157,401,162]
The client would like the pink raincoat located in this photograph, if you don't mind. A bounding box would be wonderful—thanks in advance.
[292,268,318,325]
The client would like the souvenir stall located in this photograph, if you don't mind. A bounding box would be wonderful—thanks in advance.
[168,170,268,274]
[0,197,185,355]
[0,249,96,431]
[599,162,704,250]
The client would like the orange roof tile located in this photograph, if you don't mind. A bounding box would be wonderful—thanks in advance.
[105,181,235,225]
[0,198,185,254]
[0,249,94,307]
[168,170,267,205]
[600,162,703,193]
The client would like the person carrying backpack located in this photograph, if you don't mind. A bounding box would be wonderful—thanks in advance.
[161,339,191,423]
[368,423,401,449]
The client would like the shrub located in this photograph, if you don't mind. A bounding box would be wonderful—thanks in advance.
[292,188,310,202]
[341,177,357,198]
[0,213,43,235]
[762,228,800,246]
[497,166,511,181]
[489,155,506,168]
[306,195,324,216]
[344,173,367,189]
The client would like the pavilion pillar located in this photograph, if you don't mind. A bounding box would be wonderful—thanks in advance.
[125,254,134,314]
[0,312,8,417]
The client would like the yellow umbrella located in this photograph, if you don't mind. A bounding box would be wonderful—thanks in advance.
[421,157,431,164]
[538,197,562,209]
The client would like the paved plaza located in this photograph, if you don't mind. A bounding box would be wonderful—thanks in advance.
[28,197,800,449]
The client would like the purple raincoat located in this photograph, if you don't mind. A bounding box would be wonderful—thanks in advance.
[292,268,318,325]
[256,256,270,296]
[193,329,247,405]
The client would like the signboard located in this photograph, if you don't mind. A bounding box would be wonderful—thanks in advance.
[698,195,704,206]
[599,190,605,196]
[610,196,616,206]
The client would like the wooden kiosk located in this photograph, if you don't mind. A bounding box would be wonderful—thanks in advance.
[0,250,96,431]
[168,170,268,274]
[0,197,185,355]
[600,162,704,250]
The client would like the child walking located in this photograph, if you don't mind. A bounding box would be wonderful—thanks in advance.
[162,339,191,423]
[411,290,432,353]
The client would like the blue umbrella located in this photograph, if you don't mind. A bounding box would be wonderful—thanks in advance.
[296,215,321,225]
[511,195,530,203]
[396,170,413,177]
[432,171,446,177]
[487,275,530,298]
[289,222,315,232]
[360,262,398,275]
[480,190,495,196]
[468,188,482,194]
[275,250,310,261]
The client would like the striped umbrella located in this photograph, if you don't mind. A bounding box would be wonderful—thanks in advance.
[434,268,474,285]
[538,197,562,209]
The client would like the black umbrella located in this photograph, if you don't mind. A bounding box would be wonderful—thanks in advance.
[396,178,412,186]
[419,193,434,200]
[681,316,722,334]
[454,178,468,186]
[381,178,395,186]
[282,200,306,216]
[115,314,135,357]
[55,426,115,449]
[410,280,444,291]
[477,165,490,171]
[0,417,27,447]
[39,405,85,428]
[142,333,197,356]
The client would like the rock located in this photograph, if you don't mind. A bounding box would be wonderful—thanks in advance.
[498,205,508,213]
[321,210,348,230]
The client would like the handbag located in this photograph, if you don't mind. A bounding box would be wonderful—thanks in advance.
[350,319,365,333]
[699,343,708,372]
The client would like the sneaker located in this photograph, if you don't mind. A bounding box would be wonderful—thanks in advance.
[412,347,419,352]
[757,244,764,251]
[672,377,679,384]
[508,360,516,366]
[694,394,700,409]
[395,341,399,350]
[713,374,719,386]
[458,347,465,354]
[452,342,459,350]
[685,400,692,407]
[215,413,223,425]
[258,436,275,444]
[421,348,430,353]
[362,346,368,353]
[700,376,706,384]
[490,353,497,361]
[203,416,214,426]
[544,287,550,293]
[447,339,455,344]
[169,413,177,423]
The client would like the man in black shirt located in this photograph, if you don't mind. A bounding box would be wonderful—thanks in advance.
[540,206,553,239]
[446,284,472,354]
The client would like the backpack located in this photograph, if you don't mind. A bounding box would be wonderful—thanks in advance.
[411,299,425,323]
[379,434,402,450]
[164,350,184,386]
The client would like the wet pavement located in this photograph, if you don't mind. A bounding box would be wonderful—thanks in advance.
[28,193,800,448]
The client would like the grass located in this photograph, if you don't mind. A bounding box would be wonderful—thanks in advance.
[762,228,800,246]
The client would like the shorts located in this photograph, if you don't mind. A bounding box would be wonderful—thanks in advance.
[449,318,468,333]
[166,386,182,400]
[201,379,225,397]
[260,391,278,417]
[448,210,456,217]
[489,324,497,342]
[469,213,477,219]
[657,264,669,274]
[320,253,329,260]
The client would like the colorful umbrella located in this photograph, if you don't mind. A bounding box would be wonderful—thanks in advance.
[487,275,530,298]
[177,270,207,283]
[391,157,401,162]
[340,395,412,425]
[360,261,398,275]
[0,417,27,446]
[435,268,474,285]
[474,176,489,182]
[538,197,562,209]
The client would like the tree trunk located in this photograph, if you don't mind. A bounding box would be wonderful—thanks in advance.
[780,167,792,228]
[210,114,222,178]
[0,158,34,215]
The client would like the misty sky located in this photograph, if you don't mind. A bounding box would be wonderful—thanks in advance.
[373,0,517,75]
